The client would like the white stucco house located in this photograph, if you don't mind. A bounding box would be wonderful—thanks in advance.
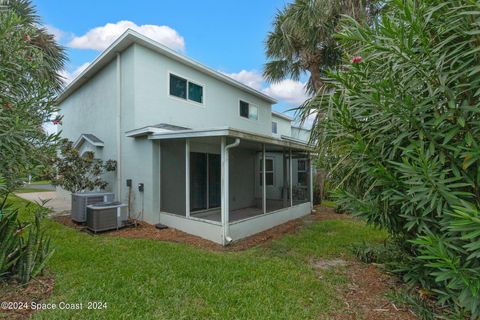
[57,29,314,245]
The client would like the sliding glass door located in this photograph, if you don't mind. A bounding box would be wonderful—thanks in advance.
[190,152,220,211]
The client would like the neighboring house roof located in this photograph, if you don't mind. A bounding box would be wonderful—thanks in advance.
[73,133,104,148]
[125,123,191,137]
[56,29,277,105]
[271,111,293,121]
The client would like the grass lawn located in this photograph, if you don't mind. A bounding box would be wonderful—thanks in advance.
[29,180,52,185]
[15,187,53,193]
[8,197,387,319]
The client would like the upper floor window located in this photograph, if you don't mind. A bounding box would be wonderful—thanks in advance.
[239,100,258,120]
[169,74,203,104]
[272,121,278,134]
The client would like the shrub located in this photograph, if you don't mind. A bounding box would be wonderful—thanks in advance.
[308,0,480,316]
[49,139,117,193]
[0,193,53,285]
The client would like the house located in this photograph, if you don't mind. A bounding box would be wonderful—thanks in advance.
[57,29,314,245]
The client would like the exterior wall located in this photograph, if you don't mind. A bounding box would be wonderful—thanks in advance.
[58,53,123,196]
[272,114,292,137]
[132,44,273,136]
[291,127,310,142]
[159,212,223,243]
[229,202,311,242]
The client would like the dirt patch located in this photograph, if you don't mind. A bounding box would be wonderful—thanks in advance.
[51,205,350,251]
[0,274,55,320]
[321,261,418,320]
[312,258,348,270]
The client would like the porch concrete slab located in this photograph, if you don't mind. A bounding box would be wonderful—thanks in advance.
[15,191,71,214]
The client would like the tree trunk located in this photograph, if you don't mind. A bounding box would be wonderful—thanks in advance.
[309,64,323,92]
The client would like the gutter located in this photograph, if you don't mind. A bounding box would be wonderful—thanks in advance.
[222,138,240,245]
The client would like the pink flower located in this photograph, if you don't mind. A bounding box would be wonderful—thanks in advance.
[351,56,363,64]
[52,119,62,125]
[24,34,31,42]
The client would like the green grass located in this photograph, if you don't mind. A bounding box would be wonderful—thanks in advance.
[15,187,52,193]
[321,200,337,208]
[7,197,387,319]
[29,180,52,185]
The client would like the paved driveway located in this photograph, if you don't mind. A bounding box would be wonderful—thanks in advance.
[15,191,71,214]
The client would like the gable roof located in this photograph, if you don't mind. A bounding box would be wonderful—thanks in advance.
[73,134,104,148]
[56,29,277,105]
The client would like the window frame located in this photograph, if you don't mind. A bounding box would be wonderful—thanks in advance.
[297,159,308,185]
[168,71,206,106]
[272,121,278,134]
[238,99,259,121]
[259,157,274,186]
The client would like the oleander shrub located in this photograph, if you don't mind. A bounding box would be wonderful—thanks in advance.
[307,0,480,316]
[0,178,53,285]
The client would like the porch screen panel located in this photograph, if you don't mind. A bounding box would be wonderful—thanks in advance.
[190,152,207,211]
[292,151,311,205]
[266,149,292,213]
[208,154,221,208]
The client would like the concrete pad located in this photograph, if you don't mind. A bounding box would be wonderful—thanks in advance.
[15,191,71,215]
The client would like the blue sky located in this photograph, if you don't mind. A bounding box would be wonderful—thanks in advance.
[34,0,309,117]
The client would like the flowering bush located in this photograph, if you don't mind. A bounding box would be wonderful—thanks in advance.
[308,0,480,317]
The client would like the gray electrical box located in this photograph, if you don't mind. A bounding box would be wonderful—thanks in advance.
[71,192,114,223]
[86,202,128,233]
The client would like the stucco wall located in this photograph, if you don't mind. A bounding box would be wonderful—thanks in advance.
[272,114,292,137]
[291,127,310,142]
[132,44,273,135]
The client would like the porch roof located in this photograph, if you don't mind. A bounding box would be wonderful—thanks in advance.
[146,127,313,151]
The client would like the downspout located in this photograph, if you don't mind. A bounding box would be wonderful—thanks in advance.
[116,53,122,200]
[222,137,240,245]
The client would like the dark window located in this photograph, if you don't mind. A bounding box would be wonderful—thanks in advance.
[272,121,278,134]
[298,160,306,171]
[240,100,249,118]
[169,74,187,99]
[260,158,274,186]
[188,82,203,103]
[297,159,307,185]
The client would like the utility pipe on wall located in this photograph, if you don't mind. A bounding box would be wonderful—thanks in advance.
[222,137,240,245]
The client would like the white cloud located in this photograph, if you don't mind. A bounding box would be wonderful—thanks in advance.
[45,24,68,42]
[59,62,91,85]
[69,20,185,52]
[262,79,310,106]
[223,69,264,90]
[224,70,310,107]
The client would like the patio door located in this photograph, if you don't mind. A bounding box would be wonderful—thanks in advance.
[190,152,220,211]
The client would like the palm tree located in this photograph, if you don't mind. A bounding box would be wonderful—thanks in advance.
[1,0,66,90]
[263,0,377,95]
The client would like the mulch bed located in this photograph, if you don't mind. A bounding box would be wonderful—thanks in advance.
[0,274,55,320]
[52,205,350,251]
[315,260,418,320]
